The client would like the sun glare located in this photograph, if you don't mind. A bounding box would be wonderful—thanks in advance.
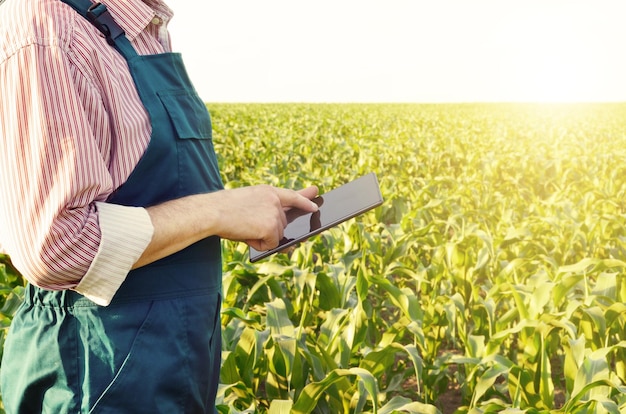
[507,51,590,103]
[170,1,626,103]
[497,9,603,103]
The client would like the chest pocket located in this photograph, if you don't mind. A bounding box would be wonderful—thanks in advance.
[158,89,222,195]
[158,90,212,140]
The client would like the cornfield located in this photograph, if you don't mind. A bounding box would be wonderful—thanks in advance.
[2,103,626,413]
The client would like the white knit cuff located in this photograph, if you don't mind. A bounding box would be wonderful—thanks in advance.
[74,202,154,306]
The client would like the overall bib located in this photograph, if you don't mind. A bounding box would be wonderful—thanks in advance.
[1,1,224,412]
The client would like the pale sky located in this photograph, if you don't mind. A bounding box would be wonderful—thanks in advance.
[167,0,626,103]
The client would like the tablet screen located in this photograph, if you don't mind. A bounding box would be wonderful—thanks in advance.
[249,172,383,262]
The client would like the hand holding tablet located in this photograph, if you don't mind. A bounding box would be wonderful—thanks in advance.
[249,172,383,262]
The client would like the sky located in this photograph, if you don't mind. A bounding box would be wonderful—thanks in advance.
[167,0,626,103]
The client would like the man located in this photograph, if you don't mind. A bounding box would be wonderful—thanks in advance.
[0,0,318,412]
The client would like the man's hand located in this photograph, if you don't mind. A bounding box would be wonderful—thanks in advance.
[133,185,318,268]
[210,185,319,251]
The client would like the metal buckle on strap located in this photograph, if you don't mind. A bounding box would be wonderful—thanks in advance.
[86,2,125,46]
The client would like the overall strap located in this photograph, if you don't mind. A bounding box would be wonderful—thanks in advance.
[59,0,138,59]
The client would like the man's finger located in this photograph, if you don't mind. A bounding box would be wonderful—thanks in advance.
[297,185,319,201]
[277,186,319,212]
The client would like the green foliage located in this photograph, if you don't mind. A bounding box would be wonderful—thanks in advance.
[3,103,626,413]
[213,103,626,413]
[0,255,24,358]
[0,254,24,413]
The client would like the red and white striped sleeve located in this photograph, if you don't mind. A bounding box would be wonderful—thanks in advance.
[0,0,157,305]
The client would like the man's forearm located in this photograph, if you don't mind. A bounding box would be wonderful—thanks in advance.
[134,185,319,269]
[133,192,217,269]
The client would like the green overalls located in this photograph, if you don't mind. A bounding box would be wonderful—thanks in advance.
[0,1,224,412]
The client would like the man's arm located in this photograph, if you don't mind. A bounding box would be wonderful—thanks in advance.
[134,185,319,269]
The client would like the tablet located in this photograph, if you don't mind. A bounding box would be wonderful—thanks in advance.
[249,172,383,262]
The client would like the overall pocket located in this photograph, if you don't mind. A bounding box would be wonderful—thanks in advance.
[158,90,223,195]
[84,299,190,413]
[86,293,221,414]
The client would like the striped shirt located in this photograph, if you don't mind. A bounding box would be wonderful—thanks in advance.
[0,0,179,305]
